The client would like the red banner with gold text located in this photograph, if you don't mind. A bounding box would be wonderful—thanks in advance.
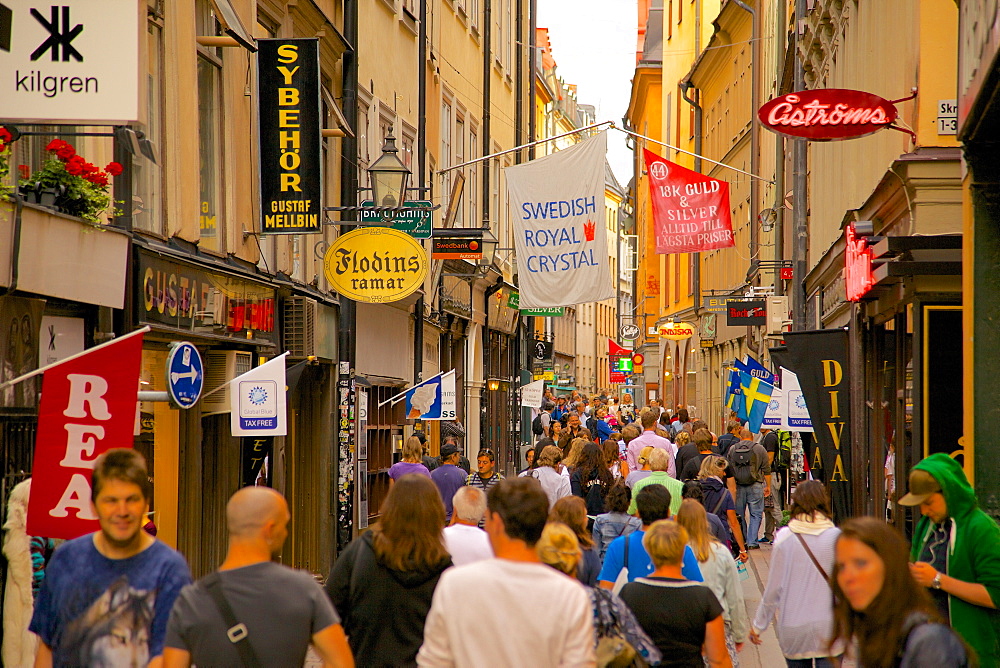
[644,150,735,254]
[26,330,145,539]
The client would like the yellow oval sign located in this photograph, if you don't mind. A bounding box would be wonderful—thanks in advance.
[657,322,696,340]
[323,227,428,303]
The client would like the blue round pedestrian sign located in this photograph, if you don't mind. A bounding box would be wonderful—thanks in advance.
[165,342,204,408]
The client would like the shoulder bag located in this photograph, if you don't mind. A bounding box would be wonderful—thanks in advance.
[201,572,263,668]
[794,532,831,587]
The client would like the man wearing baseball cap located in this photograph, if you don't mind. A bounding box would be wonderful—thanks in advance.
[900,453,1000,664]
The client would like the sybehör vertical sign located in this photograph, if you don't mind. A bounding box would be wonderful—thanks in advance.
[257,38,322,234]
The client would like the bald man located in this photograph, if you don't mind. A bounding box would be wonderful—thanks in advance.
[163,487,354,667]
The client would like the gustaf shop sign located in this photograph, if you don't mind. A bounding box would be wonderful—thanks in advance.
[257,38,322,234]
[323,228,427,303]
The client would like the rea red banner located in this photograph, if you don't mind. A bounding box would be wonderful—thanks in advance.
[644,150,735,254]
[26,330,145,539]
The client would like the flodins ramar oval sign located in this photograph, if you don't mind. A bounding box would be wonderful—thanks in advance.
[757,89,898,141]
[323,227,428,303]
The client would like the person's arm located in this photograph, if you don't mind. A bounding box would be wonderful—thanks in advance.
[325,540,358,617]
[570,472,584,498]
[311,624,355,667]
[720,547,749,643]
[910,563,998,609]
[702,616,732,668]
[161,648,191,668]
[751,537,787,634]
[625,444,638,472]
[764,473,772,499]
[727,476,737,498]
[726,508,748,560]
[33,642,53,668]
[597,538,625,589]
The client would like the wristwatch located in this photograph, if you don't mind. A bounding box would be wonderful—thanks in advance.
[931,572,943,590]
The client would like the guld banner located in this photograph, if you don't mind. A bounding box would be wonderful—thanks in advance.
[644,150,735,254]
[257,38,322,234]
[505,132,615,308]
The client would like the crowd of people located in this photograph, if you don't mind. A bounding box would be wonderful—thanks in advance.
[12,395,1000,668]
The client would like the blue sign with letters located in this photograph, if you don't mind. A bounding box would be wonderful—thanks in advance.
[166,342,203,408]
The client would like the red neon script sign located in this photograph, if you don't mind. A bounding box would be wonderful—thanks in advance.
[845,224,876,301]
[758,89,898,141]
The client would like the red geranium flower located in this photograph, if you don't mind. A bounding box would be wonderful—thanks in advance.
[45,139,65,152]
[0,127,11,143]
[0,142,6,155]
[66,160,85,176]
[85,172,109,187]
[56,145,76,161]
[81,161,98,175]
[105,162,123,177]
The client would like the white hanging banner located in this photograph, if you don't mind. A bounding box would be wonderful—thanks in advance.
[505,132,615,308]
[520,379,545,408]
[762,387,784,430]
[231,353,288,436]
[780,367,814,432]
[431,370,457,421]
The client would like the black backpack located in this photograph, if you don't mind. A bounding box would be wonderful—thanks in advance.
[728,440,756,485]
[532,413,545,436]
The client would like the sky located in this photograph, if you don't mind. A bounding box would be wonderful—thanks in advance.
[536,0,638,187]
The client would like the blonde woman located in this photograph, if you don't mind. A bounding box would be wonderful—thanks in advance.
[676,499,749,666]
[618,520,731,667]
[537,523,662,666]
[562,437,588,472]
[388,435,431,486]
[625,446,655,489]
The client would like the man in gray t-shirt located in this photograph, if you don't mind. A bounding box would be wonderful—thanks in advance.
[163,488,353,667]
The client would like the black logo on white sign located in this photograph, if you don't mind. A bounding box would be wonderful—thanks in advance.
[31,6,83,61]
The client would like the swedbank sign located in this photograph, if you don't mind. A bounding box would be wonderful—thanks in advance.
[323,228,427,303]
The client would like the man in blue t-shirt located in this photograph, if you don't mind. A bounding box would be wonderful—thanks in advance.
[432,443,470,520]
[598,485,703,588]
[30,449,191,667]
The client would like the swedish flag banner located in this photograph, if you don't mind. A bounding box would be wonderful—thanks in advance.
[740,371,774,433]
[725,369,747,422]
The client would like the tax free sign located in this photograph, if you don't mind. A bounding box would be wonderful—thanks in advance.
[0,0,141,123]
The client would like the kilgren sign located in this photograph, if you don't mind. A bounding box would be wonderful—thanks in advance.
[758,89,898,141]
[0,0,140,123]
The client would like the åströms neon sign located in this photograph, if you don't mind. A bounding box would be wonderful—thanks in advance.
[758,89,899,141]
[845,224,876,301]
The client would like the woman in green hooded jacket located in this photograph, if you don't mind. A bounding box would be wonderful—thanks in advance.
[901,452,1000,666]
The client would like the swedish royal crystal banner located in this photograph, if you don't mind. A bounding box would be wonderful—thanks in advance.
[257,38,322,234]
[505,132,615,309]
[644,150,735,254]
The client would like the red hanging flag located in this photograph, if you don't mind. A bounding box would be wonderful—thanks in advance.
[27,329,146,539]
[608,338,631,357]
[644,149,736,254]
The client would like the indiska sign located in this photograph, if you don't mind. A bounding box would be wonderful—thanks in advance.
[758,89,898,141]
[257,39,322,234]
[844,224,876,301]
[26,330,145,539]
[644,151,735,254]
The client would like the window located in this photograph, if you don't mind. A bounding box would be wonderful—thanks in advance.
[667,1,673,40]
[454,115,465,225]
[441,100,453,214]
[196,0,224,252]
[470,0,479,30]
[505,0,513,72]
[469,126,478,225]
[134,14,165,234]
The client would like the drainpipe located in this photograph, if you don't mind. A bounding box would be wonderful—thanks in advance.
[773,0,786,296]
[680,81,702,305]
[529,0,537,159]
[732,0,761,284]
[792,0,808,329]
[482,0,492,228]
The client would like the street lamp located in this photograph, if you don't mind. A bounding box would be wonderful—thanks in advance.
[369,134,410,208]
[479,228,499,271]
